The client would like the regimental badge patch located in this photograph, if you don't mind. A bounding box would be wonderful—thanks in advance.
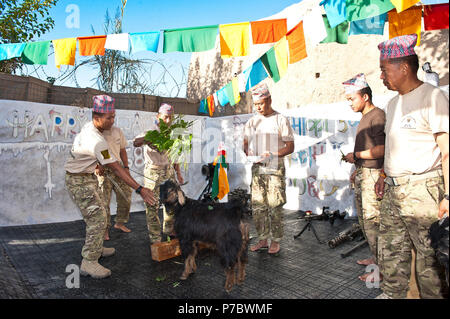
[101,149,111,159]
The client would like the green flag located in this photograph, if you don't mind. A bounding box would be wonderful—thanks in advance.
[21,41,50,65]
[163,25,218,53]
[211,155,227,200]
[320,16,349,44]
[260,47,281,83]
[346,0,395,22]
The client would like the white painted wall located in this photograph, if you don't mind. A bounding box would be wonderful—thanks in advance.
[1,86,447,226]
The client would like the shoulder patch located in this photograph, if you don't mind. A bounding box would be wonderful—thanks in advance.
[100,149,111,159]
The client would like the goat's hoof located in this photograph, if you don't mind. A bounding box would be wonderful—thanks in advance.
[180,274,189,280]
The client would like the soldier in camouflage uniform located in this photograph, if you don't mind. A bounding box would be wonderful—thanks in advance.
[133,103,184,244]
[374,34,449,299]
[243,83,294,255]
[341,73,386,281]
[65,95,155,279]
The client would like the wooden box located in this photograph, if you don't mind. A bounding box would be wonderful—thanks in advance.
[151,239,181,262]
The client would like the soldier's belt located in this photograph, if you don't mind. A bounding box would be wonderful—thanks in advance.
[385,169,443,186]
[66,171,95,177]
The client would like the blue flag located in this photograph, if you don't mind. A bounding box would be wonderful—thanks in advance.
[243,59,269,92]
[349,13,387,35]
[0,43,26,61]
[129,31,160,54]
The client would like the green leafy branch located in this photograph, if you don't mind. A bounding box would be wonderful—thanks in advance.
[144,115,194,169]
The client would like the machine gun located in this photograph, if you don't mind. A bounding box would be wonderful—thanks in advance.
[328,223,364,248]
[294,207,347,243]
[298,207,346,225]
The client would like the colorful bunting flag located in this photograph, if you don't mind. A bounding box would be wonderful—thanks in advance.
[211,153,229,200]
[274,37,289,79]
[424,4,449,31]
[349,13,388,35]
[231,77,240,105]
[163,25,218,53]
[52,38,77,68]
[243,59,269,91]
[129,31,160,54]
[21,41,50,65]
[224,82,235,105]
[104,33,129,52]
[0,43,26,61]
[390,0,420,13]
[303,6,328,46]
[77,36,107,56]
[250,19,287,44]
[287,21,307,64]
[219,22,250,58]
[217,86,230,106]
[320,16,349,44]
[207,95,215,116]
[261,47,281,82]
[421,0,449,4]
[223,78,241,106]
[346,0,394,22]
[320,0,347,28]
[199,99,208,114]
[388,7,422,45]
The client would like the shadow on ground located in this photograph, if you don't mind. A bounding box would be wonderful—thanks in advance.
[0,210,381,299]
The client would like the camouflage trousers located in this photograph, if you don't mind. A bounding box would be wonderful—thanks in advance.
[96,167,132,228]
[65,173,107,261]
[251,162,286,242]
[354,166,381,262]
[378,173,445,299]
[144,164,177,243]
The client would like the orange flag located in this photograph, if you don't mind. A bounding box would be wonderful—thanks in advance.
[78,36,107,56]
[207,95,215,116]
[388,7,422,45]
[250,19,287,44]
[287,21,307,64]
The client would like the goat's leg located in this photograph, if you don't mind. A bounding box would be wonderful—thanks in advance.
[180,254,193,280]
[224,265,236,293]
[237,223,250,284]
[180,242,197,280]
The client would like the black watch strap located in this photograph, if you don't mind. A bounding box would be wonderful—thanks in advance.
[135,186,143,194]
[444,194,449,201]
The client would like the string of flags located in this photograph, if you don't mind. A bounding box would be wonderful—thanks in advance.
[0,0,448,114]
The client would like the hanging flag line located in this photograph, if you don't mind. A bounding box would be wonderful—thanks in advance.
[1,1,447,65]
[0,1,448,114]
[197,2,449,116]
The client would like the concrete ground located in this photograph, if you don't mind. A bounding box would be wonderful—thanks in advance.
[0,209,389,299]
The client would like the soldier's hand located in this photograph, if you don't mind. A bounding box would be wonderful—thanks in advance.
[375,176,385,199]
[95,164,105,176]
[140,187,156,206]
[438,199,449,219]
[344,153,355,164]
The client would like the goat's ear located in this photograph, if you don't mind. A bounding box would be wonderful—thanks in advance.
[177,189,186,206]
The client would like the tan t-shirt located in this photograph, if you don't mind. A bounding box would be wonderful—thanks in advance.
[243,111,294,160]
[384,83,449,177]
[134,121,170,168]
[65,121,117,173]
[102,126,127,166]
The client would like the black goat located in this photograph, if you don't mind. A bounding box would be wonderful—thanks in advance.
[159,180,250,292]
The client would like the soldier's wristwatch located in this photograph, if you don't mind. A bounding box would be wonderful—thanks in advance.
[135,185,143,194]
[444,194,449,201]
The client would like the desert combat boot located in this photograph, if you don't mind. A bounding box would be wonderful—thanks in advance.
[80,259,111,279]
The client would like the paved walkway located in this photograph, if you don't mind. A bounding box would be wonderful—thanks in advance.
[0,210,381,299]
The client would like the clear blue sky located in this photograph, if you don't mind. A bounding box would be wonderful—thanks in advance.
[28,0,303,96]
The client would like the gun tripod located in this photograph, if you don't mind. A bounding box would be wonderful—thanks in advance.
[294,219,324,244]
